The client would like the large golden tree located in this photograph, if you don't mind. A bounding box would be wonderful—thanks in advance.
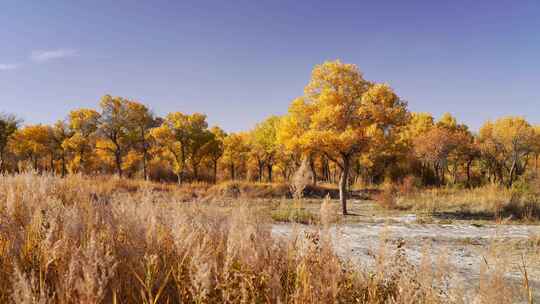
[282,60,409,214]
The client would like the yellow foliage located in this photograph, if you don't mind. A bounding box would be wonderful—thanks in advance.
[478,116,536,185]
[9,125,51,164]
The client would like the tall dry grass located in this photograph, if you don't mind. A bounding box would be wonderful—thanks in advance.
[396,183,540,222]
[0,172,471,303]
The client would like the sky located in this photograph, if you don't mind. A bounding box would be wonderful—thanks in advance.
[1,0,539,132]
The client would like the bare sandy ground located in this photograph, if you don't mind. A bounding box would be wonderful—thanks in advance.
[272,210,540,302]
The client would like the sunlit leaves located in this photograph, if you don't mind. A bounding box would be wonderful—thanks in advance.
[478,116,536,185]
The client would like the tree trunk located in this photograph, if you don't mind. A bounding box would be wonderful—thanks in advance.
[258,161,264,182]
[177,172,182,185]
[433,163,439,186]
[230,163,235,180]
[193,163,199,181]
[322,157,329,182]
[213,159,218,184]
[61,153,66,177]
[440,165,446,185]
[142,150,148,181]
[309,156,317,185]
[33,156,38,172]
[508,159,517,187]
[355,161,361,185]
[115,151,123,177]
[535,153,538,176]
[79,146,85,173]
[466,159,472,187]
[452,162,458,185]
[267,163,272,183]
[339,155,350,215]
[49,154,54,174]
[141,129,149,181]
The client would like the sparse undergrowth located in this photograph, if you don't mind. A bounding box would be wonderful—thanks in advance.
[391,183,540,223]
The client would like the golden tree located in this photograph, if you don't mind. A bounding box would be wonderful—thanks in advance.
[249,116,281,182]
[478,117,536,186]
[414,126,460,185]
[533,125,540,174]
[50,120,72,176]
[278,97,313,179]
[125,100,155,180]
[64,108,100,173]
[9,124,52,171]
[97,95,132,177]
[185,114,214,180]
[150,112,213,183]
[358,84,411,184]
[222,132,249,180]
[284,60,408,214]
[121,149,144,177]
[150,113,188,183]
[205,126,226,183]
[401,112,434,142]
[441,116,479,186]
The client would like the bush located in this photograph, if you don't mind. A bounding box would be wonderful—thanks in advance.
[397,175,419,196]
[271,203,318,224]
[290,159,313,199]
[374,183,400,210]
[206,181,291,199]
[501,179,540,221]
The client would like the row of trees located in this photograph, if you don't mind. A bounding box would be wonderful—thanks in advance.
[0,97,227,183]
[1,60,539,213]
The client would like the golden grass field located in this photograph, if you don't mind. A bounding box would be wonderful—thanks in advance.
[0,173,539,303]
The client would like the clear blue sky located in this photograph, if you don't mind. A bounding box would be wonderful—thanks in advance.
[1,0,539,132]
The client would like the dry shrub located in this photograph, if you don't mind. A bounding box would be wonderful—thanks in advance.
[397,175,418,196]
[397,184,529,219]
[206,181,290,199]
[374,183,400,210]
[500,179,540,222]
[398,179,540,222]
[498,195,540,222]
[271,200,318,224]
[290,159,313,199]
[375,177,420,210]
[319,195,339,227]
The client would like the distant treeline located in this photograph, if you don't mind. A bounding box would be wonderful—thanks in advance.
[1,60,539,213]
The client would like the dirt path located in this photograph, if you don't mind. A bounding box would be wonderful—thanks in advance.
[272,213,540,301]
